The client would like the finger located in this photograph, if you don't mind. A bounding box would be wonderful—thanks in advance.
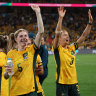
[88,9,91,15]
[61,6,64,10]
[58,7,60,12]
[64,10,66,14]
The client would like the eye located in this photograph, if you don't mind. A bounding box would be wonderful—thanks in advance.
[19,35,23,38]
[25,35,28,37]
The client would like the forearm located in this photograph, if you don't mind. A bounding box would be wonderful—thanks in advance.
[56,17,63,31]
[80,24,91,40]
[34,12,44,47]
[53,17,63,49]
[36,12,44,33]
[34,32,43,47]
[77,24,92,46]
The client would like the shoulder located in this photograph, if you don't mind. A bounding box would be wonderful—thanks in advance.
[7,49,17,58]
[26,43,39,51]
[7,49,17,54]
[68,43,78,51]
[53,45,62,53]
[0,52,6,56]
[0,52,6,60]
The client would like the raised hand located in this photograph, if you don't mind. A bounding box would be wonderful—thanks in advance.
[58,6,66,18]
[31,4,40,13]
[88,9,93,23]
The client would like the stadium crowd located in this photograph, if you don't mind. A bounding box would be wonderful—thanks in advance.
[0,6,96,49]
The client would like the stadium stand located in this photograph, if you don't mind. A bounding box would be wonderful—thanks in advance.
[0,1,96,49]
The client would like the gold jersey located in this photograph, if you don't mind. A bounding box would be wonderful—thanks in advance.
[53,43,78,84]
[7,44,39,96]
[0,52,9,96]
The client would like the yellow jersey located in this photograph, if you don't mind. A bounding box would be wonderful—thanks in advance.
[53,43,78,84]
[0,52,9,96]
[7,44,39,96]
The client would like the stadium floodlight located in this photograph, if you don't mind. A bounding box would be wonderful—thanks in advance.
[0,2,96,7]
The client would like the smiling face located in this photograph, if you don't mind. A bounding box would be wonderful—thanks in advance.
[15,31,29,48]
[59,30,70,47]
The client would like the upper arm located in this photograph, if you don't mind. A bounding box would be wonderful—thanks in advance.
[53,34,60,49]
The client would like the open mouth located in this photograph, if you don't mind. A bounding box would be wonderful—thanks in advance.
[21,39,27,43]
[66,39,69,42]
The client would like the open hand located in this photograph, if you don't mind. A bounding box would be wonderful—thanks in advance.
[58,6,66,18]
[31,4,40,13]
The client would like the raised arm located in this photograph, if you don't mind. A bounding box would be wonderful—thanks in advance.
[76,9,93,47]
[53,6,66,49]
[31,5,44,47]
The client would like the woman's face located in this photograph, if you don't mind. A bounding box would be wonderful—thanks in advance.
[59,31,70,47]
[15,31,29,47]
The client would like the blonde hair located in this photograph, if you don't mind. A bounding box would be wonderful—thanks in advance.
[14,29,28,38]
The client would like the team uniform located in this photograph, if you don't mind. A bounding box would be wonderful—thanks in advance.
[0,52,9,96]
[53,43,80,96]
[7,43,39,96]
[36,55,44,96]
[39,44,48,84]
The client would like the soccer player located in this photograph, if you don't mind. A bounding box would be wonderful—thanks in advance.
[0,36,9,96]
[53,6,93,96]
[4,4,44,96]
[27,37,45,96]
[39,37,48,85]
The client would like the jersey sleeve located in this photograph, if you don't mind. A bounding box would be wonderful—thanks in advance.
[27,43,39,55]
[53,46,60,53]
[0,53,7,67]
[7,50,14,59]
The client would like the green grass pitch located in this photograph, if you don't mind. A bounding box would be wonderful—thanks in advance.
[42,54,96,96]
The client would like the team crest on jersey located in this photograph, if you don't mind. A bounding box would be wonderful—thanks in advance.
[23,52,28,60]
[71,51,75,55]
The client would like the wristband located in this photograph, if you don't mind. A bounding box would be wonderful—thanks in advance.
[55,30,63,34]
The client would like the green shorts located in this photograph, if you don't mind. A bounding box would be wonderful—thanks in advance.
[19,91,37,96]
[56,83,80,96]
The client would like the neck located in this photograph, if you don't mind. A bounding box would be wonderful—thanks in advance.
[61,44,67,49]
[17,45,26,51]
[63,45,67,49]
